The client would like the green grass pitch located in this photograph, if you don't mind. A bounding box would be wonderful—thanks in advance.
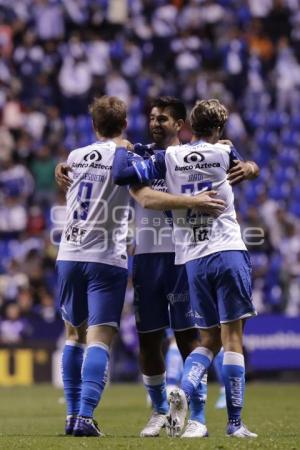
[0,383,299,449]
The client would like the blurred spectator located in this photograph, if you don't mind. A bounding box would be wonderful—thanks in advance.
[35,288,57,323]
[0,260,29,303]
[0,302,31,344]
[30,145,57,206]
[33,0,64,41]
[58,37,92,115]
[0,154,34,200]
[16,287,36,319]
[0,196,27,236]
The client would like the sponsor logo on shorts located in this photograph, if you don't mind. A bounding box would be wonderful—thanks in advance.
[167,292,189,305]
[185,309,202,319]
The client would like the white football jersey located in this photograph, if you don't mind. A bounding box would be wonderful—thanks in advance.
[57,141,130,268]
[134,150,174,255]
[164,141,247,264]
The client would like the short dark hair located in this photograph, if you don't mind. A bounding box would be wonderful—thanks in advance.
[89,95,127,137]
[150,96,187,121]
[190,99,228,137]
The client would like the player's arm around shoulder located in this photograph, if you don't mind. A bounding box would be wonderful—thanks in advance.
[228,160,259,185]
[112,147,166,186]
[130,184,226,215]
[54,150,77,191]
[112,146,142,185]
[218,140,260,186]
[55,162,71,191]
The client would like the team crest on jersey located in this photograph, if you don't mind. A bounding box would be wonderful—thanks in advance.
[183,151,205,163]
[83,150,102,162]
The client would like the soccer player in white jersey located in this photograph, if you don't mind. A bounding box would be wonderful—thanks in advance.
[56,96,131,437]
[113,99,258,438]
[124,97,257,437]
[56,95,224,437]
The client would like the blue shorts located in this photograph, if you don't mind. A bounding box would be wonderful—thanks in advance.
[56,261,128,328]
[133,253,195,333]
[186,251,256,329]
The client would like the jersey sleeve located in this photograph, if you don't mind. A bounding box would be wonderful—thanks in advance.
[133,143,154,158]
[112,147,142,185]
[113,147,166,185]
[229,146,244,169]
[132,151,166,183]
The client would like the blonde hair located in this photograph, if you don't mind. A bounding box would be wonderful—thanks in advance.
[190,99,228,137]
[89,95,127,137]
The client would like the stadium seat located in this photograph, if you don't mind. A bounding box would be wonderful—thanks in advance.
[64,116,76,132]
[266,111,288,131]
[269,183,291,201]
[288,201,300,217]
[77,115,92,133]
[281,130,300,147]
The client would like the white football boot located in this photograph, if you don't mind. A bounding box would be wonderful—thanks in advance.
[226,422,258,438]
[166,388,188,437]
[140,412,167,437]
[181,420,208,438]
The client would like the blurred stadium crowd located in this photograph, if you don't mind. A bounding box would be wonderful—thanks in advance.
[0,0,300,347]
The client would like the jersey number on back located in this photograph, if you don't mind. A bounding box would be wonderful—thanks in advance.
[181,181,213,243]
[73,181,93,220]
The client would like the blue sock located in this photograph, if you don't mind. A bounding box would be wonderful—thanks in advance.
[181,347,213,402]
[62,341,84,416]
[166,343,183,386]
[79,343,109,418]
[190,372,207,424]
[222,351,245,425]
[142,373,168,414]
[213,348,224,386]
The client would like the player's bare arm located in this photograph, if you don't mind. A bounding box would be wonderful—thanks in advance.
[130,185,226,217]
[55,162,73,190]
[227,160,259,185]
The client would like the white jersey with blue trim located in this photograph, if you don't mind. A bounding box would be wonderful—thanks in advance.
[133,145,174,255]
[133,141,247,265]
[57,141,130,268]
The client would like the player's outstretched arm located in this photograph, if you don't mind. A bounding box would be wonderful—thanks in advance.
[227,160,259,186]
[55,162,73,190]
[112,147,141,185]
[130,186,226,216]
[112,147,165,185]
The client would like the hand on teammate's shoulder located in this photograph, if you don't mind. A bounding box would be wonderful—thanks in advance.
[113,137,133,150]
[227,160,256,185]
[218,139,233,146]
